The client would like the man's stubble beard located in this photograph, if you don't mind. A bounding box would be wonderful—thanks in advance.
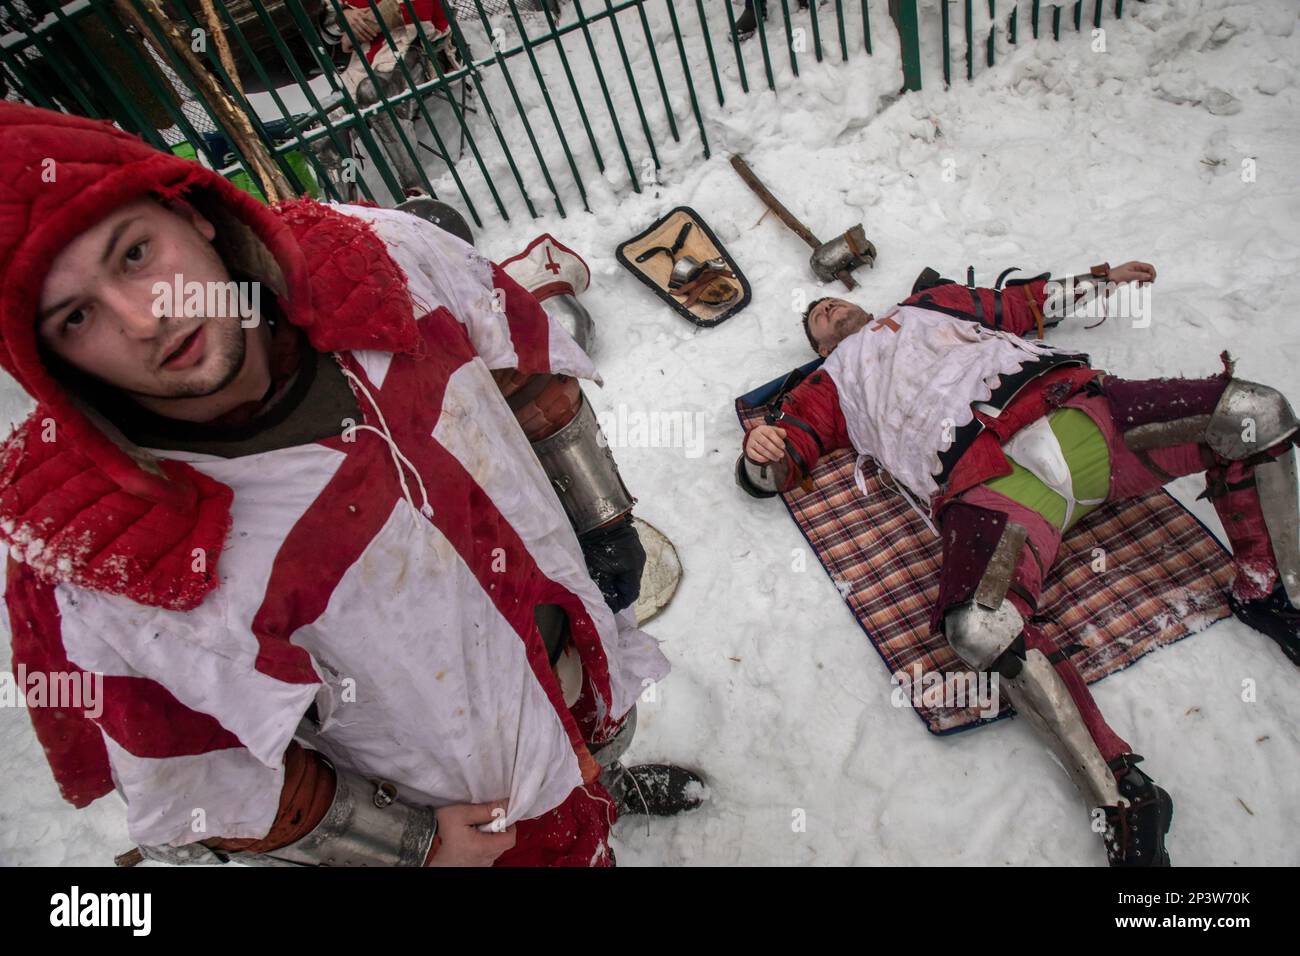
[123,318,248,402]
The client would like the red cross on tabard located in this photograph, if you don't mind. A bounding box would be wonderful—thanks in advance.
[543,246,562,275]
[245,309,612,738]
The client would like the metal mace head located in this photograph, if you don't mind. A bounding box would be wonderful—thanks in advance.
[810,225,876,283]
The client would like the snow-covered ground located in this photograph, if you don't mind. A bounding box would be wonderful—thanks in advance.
[2,0,1298,866]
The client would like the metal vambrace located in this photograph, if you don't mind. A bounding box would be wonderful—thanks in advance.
[227,757,437,867]
[531,392,634,535]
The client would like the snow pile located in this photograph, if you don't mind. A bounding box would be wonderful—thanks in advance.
[2,0,1298,866]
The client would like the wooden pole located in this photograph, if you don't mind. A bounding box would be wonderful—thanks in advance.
[113,0,292,203]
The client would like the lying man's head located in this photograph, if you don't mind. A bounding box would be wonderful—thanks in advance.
[802,297,872,357]
[36,196,265,422]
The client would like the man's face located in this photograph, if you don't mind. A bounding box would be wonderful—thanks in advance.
[807,298,872,356]
[36,197,249,405]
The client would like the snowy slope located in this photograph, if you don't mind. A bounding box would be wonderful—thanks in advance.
[2,0,1298,866]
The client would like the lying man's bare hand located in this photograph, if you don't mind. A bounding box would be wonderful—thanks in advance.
[1109,261,1156,284]
[746,425,788,464]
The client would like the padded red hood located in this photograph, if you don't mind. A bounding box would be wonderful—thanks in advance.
[0,102,420,610]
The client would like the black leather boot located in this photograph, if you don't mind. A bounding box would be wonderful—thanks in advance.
[1101,756,1173,866]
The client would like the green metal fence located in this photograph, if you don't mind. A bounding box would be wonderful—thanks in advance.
[0,1,1137,228]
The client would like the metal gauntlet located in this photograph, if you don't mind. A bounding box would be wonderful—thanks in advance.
[532,392,635,535]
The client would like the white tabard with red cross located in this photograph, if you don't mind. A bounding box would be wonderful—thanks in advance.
[48,207,670,847]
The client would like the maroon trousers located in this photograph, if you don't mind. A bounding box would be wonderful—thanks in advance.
[938,373,1284,764]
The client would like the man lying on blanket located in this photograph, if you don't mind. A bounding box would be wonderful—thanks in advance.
[740,260,1300,867]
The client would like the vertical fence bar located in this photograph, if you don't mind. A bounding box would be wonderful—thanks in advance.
[1115,0,1124,17]
[400,0,506,224]
[256,0,391,203]
[807,0,824,63]
[467,0,565,218]
[986,0,995,67]
[777,0,799,78]
[941,0,951,85]
[964,0,973,80]
[1009,5,1017,43]
[505,0,591,212]
[1093,0,1103,27]
[1032,0,1041,38]
[833,0,849,62]
[861,0,872,55]
[441,4,541,217]
[184,2,314,193]
[1052,5,1062,39]
[691,0,726,106]
[598,0,662,177]
[536,1,607,174]
[358,0,482,217]
[719,0,750,93]
[201,0,330,196]
[753,0,777,90]
[48,4,168,149]
[631,0,681,142]
[897,0,921,90]
[570,0,642,193]
[7,12,104,119]
[664,1,710,158]
[0,45,59,110]
[1074,1,1082,31]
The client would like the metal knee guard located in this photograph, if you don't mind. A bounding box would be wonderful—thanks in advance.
[943,520,1121,809]
[1207,381,1299,604]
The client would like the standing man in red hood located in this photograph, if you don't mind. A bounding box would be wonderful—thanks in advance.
[0,101,703,867]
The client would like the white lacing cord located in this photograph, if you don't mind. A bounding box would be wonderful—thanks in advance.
[881,468,941,539]
[339,366,434,519]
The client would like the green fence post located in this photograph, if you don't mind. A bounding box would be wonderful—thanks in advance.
[598,0,662,180]
[941,0,951,85]
[504,0,592,213]
[833,0,849,62]
[664,1,710,158]
[719,0,751,93]
[631,0,681,142]
[862,0,872,55]
[896,0,921,90]
[692,0,727,106]
[1032,0,1041,38]
[987,0,996,67]
[777,0,799,77]
[569,0,642,195]
[964,0,973,80]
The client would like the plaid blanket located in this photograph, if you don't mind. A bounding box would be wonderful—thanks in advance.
[736,376,1236,734]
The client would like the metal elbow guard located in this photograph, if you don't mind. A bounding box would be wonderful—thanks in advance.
[242,759,437,867]
[532,393,634,535]
[1205,379,1300,460]
[735,453,781,498]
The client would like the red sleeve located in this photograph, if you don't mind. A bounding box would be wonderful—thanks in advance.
[402,1,449,30]
[745,371,850,492]
[5,561,113,808]
[343,1,449,31]
[901,279,1051,338]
